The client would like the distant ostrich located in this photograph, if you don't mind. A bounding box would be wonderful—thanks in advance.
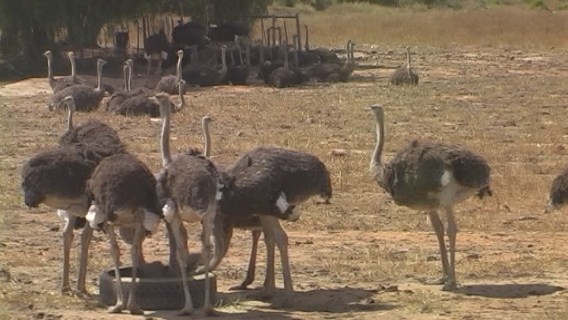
[105,64,132,112]
[311,39,355,83]
[124,59,155,97]
[111,79,185,117]
[209,146,332,297]
[182,46,228,87]
[390,46,419,86]
[144,28,169,75]
[155,50,184,94]
[85,152,161,315]
[153,93,217,315]
[368,104,491,291]
[49,58,107,112]
[44,50,84,93]
[269,44,298,88]
[546,168,568,212]
[225,37,251,85]
[304,25,339,64]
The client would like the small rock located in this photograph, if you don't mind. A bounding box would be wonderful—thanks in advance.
[467,253,481,260]
[331,149,347,157]
[49,225,59,232]
[305,117,314,124]
[236,131,244,137]
[426,255,438,262]
[280,124,292,129]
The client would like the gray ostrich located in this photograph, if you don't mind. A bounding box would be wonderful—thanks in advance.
[111,79,185,117]
[210,146,332,297]
[20,143,120,296]
[153,93,217,315]
[21,96,124,296]
[311,39,355,83]
[155,50,185,94]
[44,50,84,93]
[105,64,132,112]
[182,46,228,87]
[49,58,107,112]
[225,37,251,85]
[389,46,419,86]
[269,44,298,88]
[546,168,568,212]
[85,153,161,315]
[368,104,491,291]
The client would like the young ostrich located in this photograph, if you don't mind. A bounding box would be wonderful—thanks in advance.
[389,46,419,86]
[105,63,132,112]
[49,58,107,112]
[209,146,332,297]
[155,50,185,94]
[368,104,491,291]
[269,43,298,88]
[153,93,218,315]
[85,153,162,315]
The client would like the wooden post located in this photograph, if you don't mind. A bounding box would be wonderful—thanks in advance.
[271,16,277,46]
[295,13,301,52]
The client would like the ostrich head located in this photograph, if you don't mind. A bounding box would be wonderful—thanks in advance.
[43,50,53,59]
[67,51,75,59]
[177,49,184,57]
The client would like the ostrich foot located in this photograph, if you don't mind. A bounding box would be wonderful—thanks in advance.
[202,305,218,317]
[421,275,449,286]
[177,306,194,316]
[108,304,124,313]
[73,288,91,299]
[442,279,458,292]
[61,286,72,295]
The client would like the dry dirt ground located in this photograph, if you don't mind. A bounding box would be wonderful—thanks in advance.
[2,45,568,320]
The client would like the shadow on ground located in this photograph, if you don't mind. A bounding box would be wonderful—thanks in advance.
[457,283,565,298]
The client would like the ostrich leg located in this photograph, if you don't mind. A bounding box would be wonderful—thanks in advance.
[427,211,450,285]
[230,229,261,290]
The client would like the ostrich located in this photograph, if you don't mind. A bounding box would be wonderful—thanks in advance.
[368,104,491,291]
[269,43,298,88]
[182,46,228,87]
[105,63,132,112]
[546,167,568,212]
[155,50,184,94]
[44,50,84,93]
[389,46,419,86]
[153,93,218,315]
[20,144,119,296]
[85,152,161,315]
[49,58,107,112]
[304,25,339,64]
[21,96,124,296]
[124,59,155,97]
[208,146,332,297]
[111,79,185,117]
[311,39,355,83]
[225,37,251,85]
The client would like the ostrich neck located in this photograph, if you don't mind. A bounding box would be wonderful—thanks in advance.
[202,120,211,158]
[70,56,77,80]
[160,102,172,166]
[304,26,309,51]
[66,104,74,131]
[176,55,182,81]
[370,113,385,183]
[96,63,102,91]
[127,65,132,92]
[177,83,185,111]
[406,49,411,69]
[122,67,128,91]
[46,57,54,80]
[219,49,227,75]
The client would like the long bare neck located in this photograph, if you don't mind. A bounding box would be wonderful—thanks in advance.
[66,103,74,131]
[176,54,183,81]
[177,82,185,111]
[370,107,385,180]
[160,101,172,166]
[202,119,211,158]
[69,55,77,79]
[219,48,227,73]
[406,47,411,69]
[96,62,103,91]
[127,64,132,92]
[45,55,54,83]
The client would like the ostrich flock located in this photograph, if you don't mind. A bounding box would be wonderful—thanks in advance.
[16,26,568,316]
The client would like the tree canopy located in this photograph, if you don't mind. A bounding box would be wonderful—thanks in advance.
[0,0,271,73]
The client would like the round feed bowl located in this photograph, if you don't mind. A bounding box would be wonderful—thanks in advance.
[99,263,216,310]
